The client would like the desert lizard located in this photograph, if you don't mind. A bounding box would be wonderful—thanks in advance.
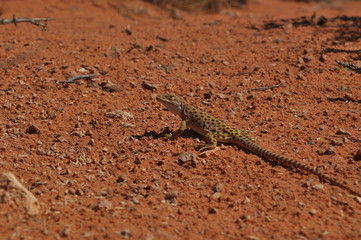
[156,93,361,197]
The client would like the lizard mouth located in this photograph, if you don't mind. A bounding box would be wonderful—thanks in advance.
[156,94,183,115]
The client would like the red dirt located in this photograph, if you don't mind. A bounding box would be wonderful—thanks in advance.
[0,0,360,239]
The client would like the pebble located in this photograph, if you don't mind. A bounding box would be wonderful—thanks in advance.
[119,229,132,238]
[313,184,324,190]
[105,110,133,120]
[303,55,313,63]
[330,139,343,146]
[319,54,327,62]
[171,8,182,20]
[296,73,307,81]
[309,209,317,215]
[212,183,224,192]
[354,149,361,161]
[316,146,335,155]
[93,199,113,211]
[178,152,198,167]
[25,124,41,134]
[335,129,350,135]
[208,207,217,214]
[102,83,123,92]
[213,192,221,199]
[141,80,161,91]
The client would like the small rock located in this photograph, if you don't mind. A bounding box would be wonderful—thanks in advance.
[18,153,28,159]
[303,55,313,63]
[124,25,132,35]
[171,8,182,20]
[354,149,361,161]
[119,229,132,238]
[303,48,311,54]
[335,129,350,135]
[121,122,135,128]
[313,184,324,190]
[212,192,221,199]
[25,125,41,134]
[0,172,40,215]
[178,152,198,167]
[88,139,95,146]
[67,188,76,195]
[243,196,251,204]
[316,147,335,156]
[319,54,327,62]
[203,92,212,99]
[105,110,133,120]
[216,93,228,99]
[212,183,224,192]
[92,199,113,211]
[199,147,220,157]
[309,209,317,215]
[61,227,71,237]
[156,160,164,166]
[208,207,217,214]
[78,67,88,73]
[296,73,307,81]
[324,147,336,155]
[102,83,123,92]
[70,129,86,137]
[141,81,161,91]
[76,189,84,196]
[330,139,343,146]
[130,82,137,88]
[116,175,127,183]
[164,192,177,203]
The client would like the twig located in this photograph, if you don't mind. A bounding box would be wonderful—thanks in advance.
[0,16,55,30]
[60,74,98,84]
[230,71,247,78]
[249,82,282,91]
[327,96,361,104]
[324,48,361,54]
[335,60,361,73]
[335,109,361,113]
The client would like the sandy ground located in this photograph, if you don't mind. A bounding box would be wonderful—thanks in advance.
[0,0,360,239]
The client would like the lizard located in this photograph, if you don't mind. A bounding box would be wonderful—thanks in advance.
[156,92,361,197]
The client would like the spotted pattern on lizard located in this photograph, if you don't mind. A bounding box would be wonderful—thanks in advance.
[156,92,361,197]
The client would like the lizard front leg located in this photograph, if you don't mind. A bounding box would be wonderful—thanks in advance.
[162,119,187,140]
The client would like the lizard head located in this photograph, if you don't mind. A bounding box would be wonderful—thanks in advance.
[156,93,185,116]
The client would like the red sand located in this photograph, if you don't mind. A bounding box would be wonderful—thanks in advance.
[0,0,360,239]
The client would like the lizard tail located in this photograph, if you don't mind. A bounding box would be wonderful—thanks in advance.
[238,138,361,197]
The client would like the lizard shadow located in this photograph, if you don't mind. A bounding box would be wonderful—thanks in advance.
[134,129,296,172]
[133,128,200,140]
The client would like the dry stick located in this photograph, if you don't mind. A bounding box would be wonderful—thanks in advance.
[0,16,55,29]
[324,48,361,54]
[249,82,282,91]
[336,60,361,73]
[61,74,98,84]
[335,109,361,113]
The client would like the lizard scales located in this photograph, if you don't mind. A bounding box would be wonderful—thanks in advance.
[156,93,360,197]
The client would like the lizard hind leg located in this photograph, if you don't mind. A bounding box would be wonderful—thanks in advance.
[193,132,218,152]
